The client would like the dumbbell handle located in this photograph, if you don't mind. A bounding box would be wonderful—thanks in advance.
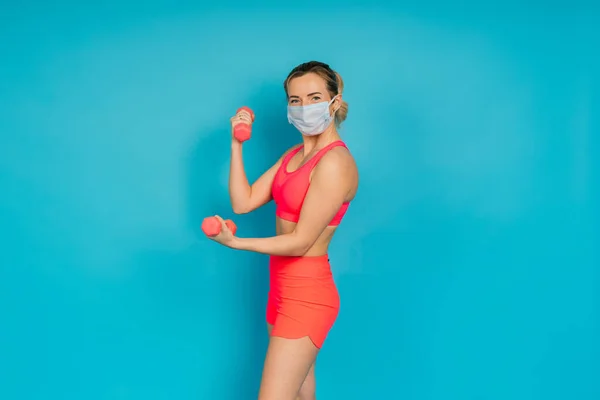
[201,216,237,237]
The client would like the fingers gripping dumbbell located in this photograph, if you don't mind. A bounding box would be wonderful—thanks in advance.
[201,216,237,237]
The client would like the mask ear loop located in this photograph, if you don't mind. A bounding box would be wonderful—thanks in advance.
[329,94,341,115]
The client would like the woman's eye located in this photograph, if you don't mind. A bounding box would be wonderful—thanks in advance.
[312,96,321,101]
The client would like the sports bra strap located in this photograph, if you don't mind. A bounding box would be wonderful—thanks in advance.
[281,145,303,167]
[281,140,347,173]
[304,140,347,170]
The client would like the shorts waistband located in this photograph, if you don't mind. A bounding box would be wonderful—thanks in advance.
[269,254,331,278]
[269,254,329,263]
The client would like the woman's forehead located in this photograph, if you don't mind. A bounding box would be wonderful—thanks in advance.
[287,73,327,95]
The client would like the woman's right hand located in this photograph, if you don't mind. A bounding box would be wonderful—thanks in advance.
[230,109,253,142]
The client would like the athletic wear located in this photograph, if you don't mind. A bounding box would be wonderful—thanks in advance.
[266,255,339,348]
[266,140,351,348]
[271,140,349,226]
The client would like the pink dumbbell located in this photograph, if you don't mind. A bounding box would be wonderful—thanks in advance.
[201,216,237,237]
[233,106,255,142]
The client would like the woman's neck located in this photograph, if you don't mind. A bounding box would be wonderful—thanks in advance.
[301,125,340,155]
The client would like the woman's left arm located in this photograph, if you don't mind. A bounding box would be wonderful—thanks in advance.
[223,150,354,256]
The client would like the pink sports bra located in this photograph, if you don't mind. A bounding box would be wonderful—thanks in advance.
[271,140,350,226]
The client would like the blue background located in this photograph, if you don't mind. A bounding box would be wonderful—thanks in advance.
[1,1,598,399]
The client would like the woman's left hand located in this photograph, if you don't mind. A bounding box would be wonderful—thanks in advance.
[207,215,236,248]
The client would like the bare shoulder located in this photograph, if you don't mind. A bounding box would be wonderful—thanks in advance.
[322,145,357,170]
[314,145,358,182]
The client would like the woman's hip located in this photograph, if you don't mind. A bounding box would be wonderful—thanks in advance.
[268,254,339,307]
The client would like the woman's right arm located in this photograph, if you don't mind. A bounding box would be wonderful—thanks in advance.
[228,109,298,214]
[228,140,284,214]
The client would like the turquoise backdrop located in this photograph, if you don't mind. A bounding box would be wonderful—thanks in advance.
[1,1,598,399]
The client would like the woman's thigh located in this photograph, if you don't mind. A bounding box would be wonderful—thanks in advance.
[258,336,318,400]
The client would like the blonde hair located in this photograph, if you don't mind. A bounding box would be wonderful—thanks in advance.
[284,61,349,127]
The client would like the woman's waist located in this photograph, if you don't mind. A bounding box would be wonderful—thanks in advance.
[274,222,335,256]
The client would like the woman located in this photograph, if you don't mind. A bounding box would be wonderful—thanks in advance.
[207,60,359,400]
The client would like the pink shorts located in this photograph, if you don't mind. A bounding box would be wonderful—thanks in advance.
[266,254,340,348]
